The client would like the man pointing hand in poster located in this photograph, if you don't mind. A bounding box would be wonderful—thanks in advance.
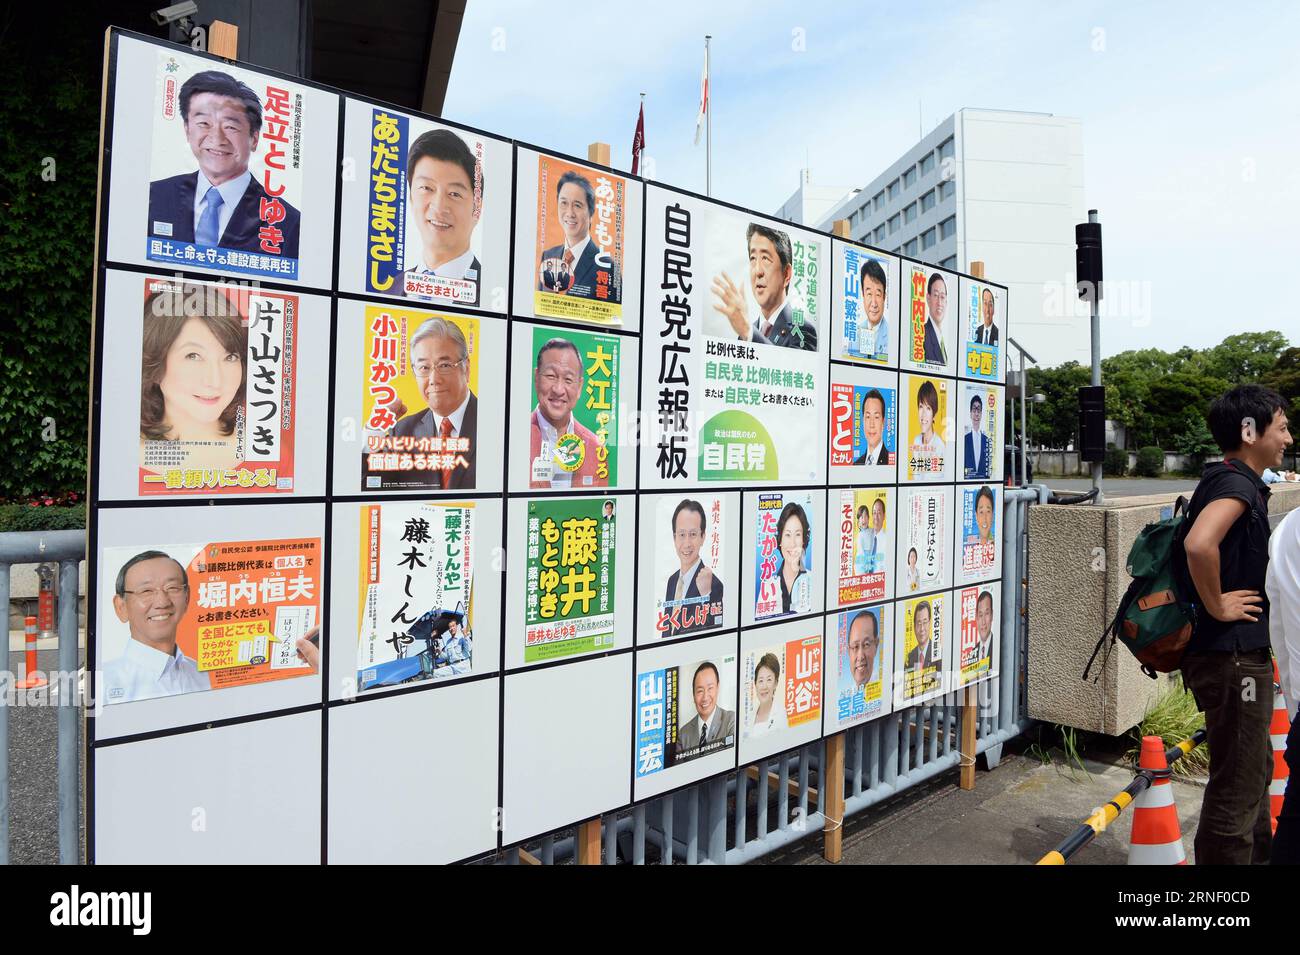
[711,223,817,351]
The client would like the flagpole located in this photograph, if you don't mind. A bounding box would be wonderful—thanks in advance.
[705,34,712,197]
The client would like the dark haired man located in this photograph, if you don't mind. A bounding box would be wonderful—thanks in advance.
[662,499,725,636]
[537,170,620,300]
[1180,384,1293,864]
[855,257,889,359]
[921,272,948,365]
[148,70,301,258]
[711,223,818,351]
[404,128,482,305]
[853,389,890,466]
[676,661,735,755]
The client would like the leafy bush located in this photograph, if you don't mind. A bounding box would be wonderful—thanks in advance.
[0,503,86,534]
[1104,446,1128,477]
[1134,446,1164,477]
[1173,414,1218,471]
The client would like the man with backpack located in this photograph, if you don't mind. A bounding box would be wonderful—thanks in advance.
[1180,385,1292,864]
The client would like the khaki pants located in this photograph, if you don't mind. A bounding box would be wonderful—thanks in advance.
[1181,647,1275,865]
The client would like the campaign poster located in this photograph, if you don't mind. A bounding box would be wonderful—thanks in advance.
[527,154,629,324]
[99,539,321,705]
[523,497,617,663]
[956,484,1003,585]
[358,108,510,309]
[831,488,891,606]
[740,635,822,740]
[829,375,898,476]
[959,277,1007,383]
[636,652,737,778]
[356,503,474,692]
[360,306,480,491]
[896,592,947,705]
[525,325,621,489]
[901,263,958,377]
[958,381,1002,482]
[137,277,297,495]
[753,491,817,622]
[833,240,900,367]
[956,582,1000,688]
[825,606,893,731]
[640,185,828,488]
[900,373,954,483]
[648,494,730,640]
[143,50,307,280]
[897,486,952,595]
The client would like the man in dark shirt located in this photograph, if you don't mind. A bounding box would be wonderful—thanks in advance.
[1180,384,1293,864]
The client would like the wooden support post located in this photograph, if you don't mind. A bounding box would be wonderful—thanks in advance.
[823,733,845,863]
[746,765,817,806]
[576,817,602,864]
[209,20,239,59]
[517,847,542,865]
[587,142,611,168]
[832,219,850,239]
[958,258,983,792]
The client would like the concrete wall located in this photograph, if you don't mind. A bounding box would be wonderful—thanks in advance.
[1027,484,1300,736]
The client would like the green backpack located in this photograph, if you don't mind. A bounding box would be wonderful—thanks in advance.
[1083,496,1198,681]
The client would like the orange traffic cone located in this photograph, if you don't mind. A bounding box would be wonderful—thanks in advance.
[1128,735,1186,865]
[1272,661,1292,835]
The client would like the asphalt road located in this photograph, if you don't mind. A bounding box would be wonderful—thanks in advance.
[1040,477,1200,498]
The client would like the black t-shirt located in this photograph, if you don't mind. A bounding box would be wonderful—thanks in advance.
[1181,459,1272,653]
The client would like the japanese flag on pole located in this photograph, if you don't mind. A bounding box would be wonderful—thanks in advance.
[694,44,709,145]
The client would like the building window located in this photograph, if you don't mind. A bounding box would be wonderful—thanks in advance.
[937,180,954,202]
[903,166,917,188]
[892,246,902,254]
[939,215,956,240]
[904,238,919,256]
[903,202,917,224]
[920,152,935,176]
[873,190,885,212]
[887,179,900,201]
[941,255,957,269]
[888,214,900,235]
[920,189,935,213]
[921,228,936,251]
[938,137,955,162]
[874,224,887,244]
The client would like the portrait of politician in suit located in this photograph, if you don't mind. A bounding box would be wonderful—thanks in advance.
[662,499,725,637]
[852,388,892,466]
[921,272,949,365]
[963,393,992,479]
[529,337,607,489]
[974,288,999,346]
[711,223,818,351]
[676,661,736,757]
[403,128,483,306]
[537,171,621,301]
[365,317,478,490]
[905,600,940,672]
[148,70,301,259]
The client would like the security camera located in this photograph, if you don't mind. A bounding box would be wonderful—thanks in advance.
[152,1,199,26]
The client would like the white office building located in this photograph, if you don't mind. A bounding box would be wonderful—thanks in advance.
[779,108,1088,368]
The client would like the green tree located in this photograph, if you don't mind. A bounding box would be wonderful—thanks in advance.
[1261,347,1300,413]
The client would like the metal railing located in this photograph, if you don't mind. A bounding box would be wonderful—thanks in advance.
[0,529,86,865]
[501,486,1046,864]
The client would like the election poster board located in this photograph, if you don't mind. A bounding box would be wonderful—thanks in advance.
[896,485,954,597]
[955,581,1000,688]
[957,381,1003,484]
[958,277,1007,384]
[738,622,823,765]
[104,35,339,289]
[744,489,824,627]
[637,491,738,644]
[825,486,894,610]
[899,372,955,484]
[511,147,644,330]
[639,184,829,489]
[831,240,900,368]
[900,262,959,378]
[633,632,739,801]
[955,483,1004,587]
[828,365,899,485]
[823,605,894,733]
[894,590,951,706]
[337,100,512,312]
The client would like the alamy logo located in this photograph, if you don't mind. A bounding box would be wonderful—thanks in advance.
[49,886,152,935]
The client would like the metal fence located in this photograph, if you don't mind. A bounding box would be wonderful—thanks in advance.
[0,529,85,865]
[498,486,1044,865]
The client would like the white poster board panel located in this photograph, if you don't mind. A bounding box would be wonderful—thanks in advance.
[895,485,955,598]
[96,268,331,501]
[502,654,632,843]
[953,482,1004,587]
[898,372,956,484]
[95,710,320,863]
[503,495,635,670]
[635,491,740,646]
[511,147,644,331]
[105,35,338,290]
[957,277,1007,384]
[94,502,324,741]
[956,381,1004,484]
[639,184,829,491]
[823,604,895,734]
[331,298,507,496]
[337,98,512,312]
[737,619,824,765]
[954,580,1001,689]
[828,365,899,485]
[327,498,502,701]
[830,239,900,368]
[740,488,826,628]
[899,261,959,377]
[328,678,499,862]
[823,486,896,611]
[633,631,739,802]
[893,589,954,707]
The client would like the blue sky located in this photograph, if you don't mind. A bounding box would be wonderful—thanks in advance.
[444,1,1300,361]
